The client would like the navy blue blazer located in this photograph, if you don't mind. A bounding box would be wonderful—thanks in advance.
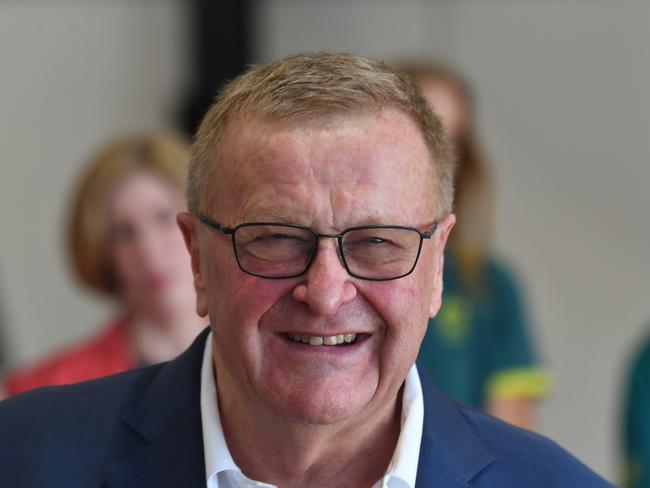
[0,328,611,487]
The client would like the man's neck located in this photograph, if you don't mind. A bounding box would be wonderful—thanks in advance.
[215,355,403,488]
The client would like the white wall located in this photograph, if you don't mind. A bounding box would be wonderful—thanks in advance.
[253,0,650,481]
[254,0,457,64]
[0,0,190,363]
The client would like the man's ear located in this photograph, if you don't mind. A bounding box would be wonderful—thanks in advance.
[177,212,209,318]
[429,213,456,318]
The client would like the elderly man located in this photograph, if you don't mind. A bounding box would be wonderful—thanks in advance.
[0,53,609,487]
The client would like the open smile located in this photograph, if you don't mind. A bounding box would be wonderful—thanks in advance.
[282,332,369,347]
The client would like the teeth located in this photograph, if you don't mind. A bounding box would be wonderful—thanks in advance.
[309,336,324,346]
[287,333,357,346]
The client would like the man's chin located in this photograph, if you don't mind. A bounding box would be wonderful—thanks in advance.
[263,377,377,427]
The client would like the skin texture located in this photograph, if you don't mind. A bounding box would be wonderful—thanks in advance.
[178,108,454,487]
[418,77,537,431]
[108,171,206,363]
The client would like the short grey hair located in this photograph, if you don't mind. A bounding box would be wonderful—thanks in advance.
[188,52,455,217]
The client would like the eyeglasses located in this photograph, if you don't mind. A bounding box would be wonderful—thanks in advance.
[199,215,437,281]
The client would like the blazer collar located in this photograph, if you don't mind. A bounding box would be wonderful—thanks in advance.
[415,364,494,487]
[105,327,211,487]
[103,329,493,487]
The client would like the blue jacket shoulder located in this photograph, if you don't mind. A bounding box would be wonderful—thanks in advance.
[0,363,164,485]
[458,404,612,487]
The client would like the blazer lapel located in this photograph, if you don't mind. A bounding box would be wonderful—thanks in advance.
[105,328,210,488]
[104,333,492,487]
[415,365,494,488]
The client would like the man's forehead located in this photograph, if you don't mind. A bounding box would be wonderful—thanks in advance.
[216,109,429,176]
[208,109,436,220]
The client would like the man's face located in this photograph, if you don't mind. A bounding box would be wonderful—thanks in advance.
[181,108,454,426]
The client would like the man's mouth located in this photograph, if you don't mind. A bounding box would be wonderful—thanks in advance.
[283,333,361,346]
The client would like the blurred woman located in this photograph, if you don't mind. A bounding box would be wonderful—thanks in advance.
[4,133,207,396]
[401,62,550,429]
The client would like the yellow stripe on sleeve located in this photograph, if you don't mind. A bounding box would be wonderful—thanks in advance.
[486,368,552,400]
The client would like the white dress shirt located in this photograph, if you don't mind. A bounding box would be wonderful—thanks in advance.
[201,331,424,488]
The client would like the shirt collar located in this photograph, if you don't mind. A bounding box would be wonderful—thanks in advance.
[200,331,424,488]
[384,364,424,487]
[200,332,240,484]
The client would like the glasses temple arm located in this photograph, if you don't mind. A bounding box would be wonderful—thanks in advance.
[199,215,234,235]
[420,221,438,239]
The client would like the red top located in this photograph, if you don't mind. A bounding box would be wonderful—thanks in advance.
[4,320,136,397]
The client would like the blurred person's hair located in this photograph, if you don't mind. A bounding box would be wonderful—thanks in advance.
[189,51,455,219]
[68,133,191,296]
[398,61,494,290]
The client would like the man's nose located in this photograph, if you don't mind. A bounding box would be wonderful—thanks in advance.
[292,240,357,317]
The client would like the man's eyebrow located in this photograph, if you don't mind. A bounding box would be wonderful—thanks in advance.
[241,202,431,227]
[356,213,406,226]
[242,207,426,227]
[243,205,297,223]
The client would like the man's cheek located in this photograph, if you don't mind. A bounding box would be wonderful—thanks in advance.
[229,278,291,322]
[365,282,418,326]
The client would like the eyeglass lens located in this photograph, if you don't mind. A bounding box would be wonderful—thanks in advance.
[232,224,422,279]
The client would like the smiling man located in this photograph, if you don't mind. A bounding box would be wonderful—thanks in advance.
[0,53,611,487]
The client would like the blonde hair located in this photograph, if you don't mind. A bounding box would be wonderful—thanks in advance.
[68,133,191,296]
[189,52,455,218]
[399,61,494,287]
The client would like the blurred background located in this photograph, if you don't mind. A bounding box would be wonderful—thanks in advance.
[1,0,649,482]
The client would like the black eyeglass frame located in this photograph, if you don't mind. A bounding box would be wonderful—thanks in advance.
[199,215,438,281]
